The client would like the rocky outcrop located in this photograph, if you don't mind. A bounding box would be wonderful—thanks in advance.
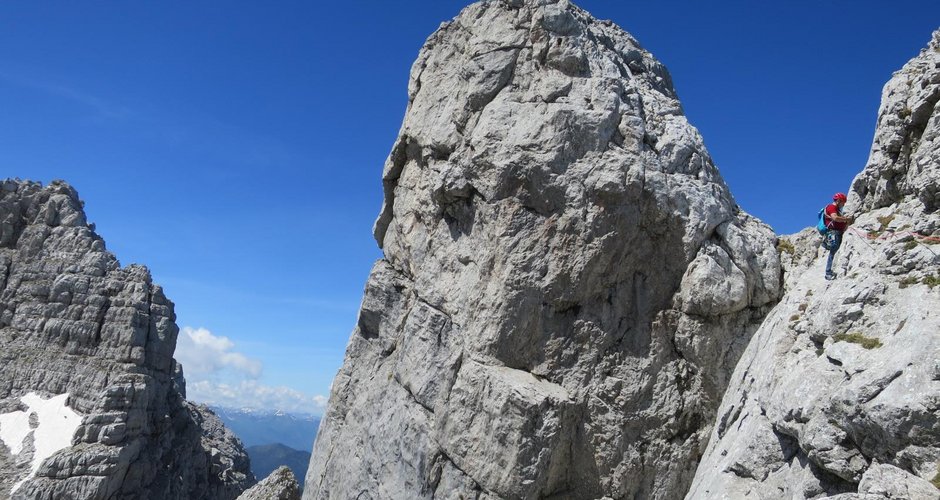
[687,30,940,499]
[238,466,301,500]
[0,180,254,499]
[852,30,940,214]
[305,1,781,498]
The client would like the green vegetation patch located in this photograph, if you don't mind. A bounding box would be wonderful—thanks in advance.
[869,214,897,238]
[876,214,896,228]
[789,314,801,322]
[833,332,882,349]
[903,240,918,251]
[932,463,940,490]
[899,276,920,289]
[776,239,795,255]
[924,275,940,289]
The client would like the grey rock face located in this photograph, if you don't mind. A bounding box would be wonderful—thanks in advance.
[688,30,940,500]
[857,463,939,499]
[238,466,301,500]
[305,1,781,498]
[0,180,254,499]
[852,30,940,213]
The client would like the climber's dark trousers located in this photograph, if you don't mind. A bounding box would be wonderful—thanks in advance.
[825,230,843,276]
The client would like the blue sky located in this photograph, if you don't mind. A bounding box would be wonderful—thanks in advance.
[2,1,938,414]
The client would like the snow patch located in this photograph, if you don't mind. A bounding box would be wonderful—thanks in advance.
[0,393,82,495]
[0,408,30,454]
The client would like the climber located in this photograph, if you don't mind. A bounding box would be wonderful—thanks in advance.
[822,192,855,280]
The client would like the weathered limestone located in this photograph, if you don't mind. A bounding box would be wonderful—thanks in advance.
[305,1,781,498]
[238,466,301,500]
[852,30,940,214]
[687,29,940,499]
[0,180,253,499]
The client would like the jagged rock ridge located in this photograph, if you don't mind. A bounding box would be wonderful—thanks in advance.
[0,180,254,499]
[687,30,940,499]
[305,0,781,498]
[237,466,301,500]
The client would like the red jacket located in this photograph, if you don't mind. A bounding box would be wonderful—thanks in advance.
[824,203,847,231]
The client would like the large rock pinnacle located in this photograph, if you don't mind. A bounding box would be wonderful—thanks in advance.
[305,1,781,499]
[0,180,253,499]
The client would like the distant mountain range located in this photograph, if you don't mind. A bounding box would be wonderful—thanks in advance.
[210,406,320,452]
[247,443,312,490]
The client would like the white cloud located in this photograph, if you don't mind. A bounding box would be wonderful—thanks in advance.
[187,380,329,416]
[175,327,262,378]
[173,326,328,415]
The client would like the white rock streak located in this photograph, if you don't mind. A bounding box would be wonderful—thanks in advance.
[0,393,82,495]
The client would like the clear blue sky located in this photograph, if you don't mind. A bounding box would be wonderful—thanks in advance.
[2,1,937,414]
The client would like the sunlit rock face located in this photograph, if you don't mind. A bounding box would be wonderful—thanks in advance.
[688,29,940,500]
[0,180,253,499]
[852,29,940,214]
[305,1,782,498]
[238,466,301,500]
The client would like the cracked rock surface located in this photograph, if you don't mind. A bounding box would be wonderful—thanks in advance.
[687,29,940,500]
[304,1,781,498]
[0,180,254,499]
[238,466,300,500]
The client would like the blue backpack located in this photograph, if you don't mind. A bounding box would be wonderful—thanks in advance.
[816,208,829,235]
